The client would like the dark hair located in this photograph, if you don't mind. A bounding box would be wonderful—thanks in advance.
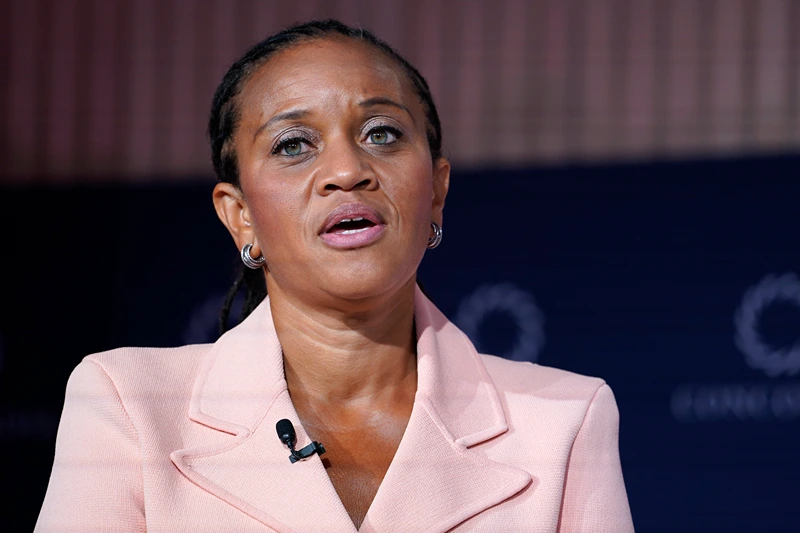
[211,19,444,335]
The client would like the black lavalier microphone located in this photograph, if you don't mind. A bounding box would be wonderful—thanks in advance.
[276,419,326,464]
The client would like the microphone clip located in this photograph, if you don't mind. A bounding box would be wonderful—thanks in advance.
[276,418,326,464]
[289,441,326,464]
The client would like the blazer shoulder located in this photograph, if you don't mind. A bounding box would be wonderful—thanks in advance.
[81,344,212,395]
[479,353,607,402]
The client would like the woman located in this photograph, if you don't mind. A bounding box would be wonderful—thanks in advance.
[36,20,633,532]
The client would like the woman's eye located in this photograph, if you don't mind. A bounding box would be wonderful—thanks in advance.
[283,141,303,156]
[366,126,400,145]
[273,137,311,157]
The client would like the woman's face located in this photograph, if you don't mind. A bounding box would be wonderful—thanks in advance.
[218,36,449,304]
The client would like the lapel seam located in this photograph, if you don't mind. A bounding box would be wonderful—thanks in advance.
[425,327,511,448]
[185,297,285,435]
[418,395,457,441]
[413,398,533,532]
[186,338,243,434]
[169,386,301,533]
[428,474,532,533]
[188,359,286,435]
[169,452,300,533]
[176,379,287,464]
[420,397,530,477]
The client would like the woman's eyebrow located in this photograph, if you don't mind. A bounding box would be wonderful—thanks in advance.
[359,97,414,121]
[253,98,412,142]
[253,109,310,141]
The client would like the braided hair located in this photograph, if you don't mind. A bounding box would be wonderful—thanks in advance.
[210,19,444,335]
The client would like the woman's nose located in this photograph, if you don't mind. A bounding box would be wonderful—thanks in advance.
[315,139,377,194]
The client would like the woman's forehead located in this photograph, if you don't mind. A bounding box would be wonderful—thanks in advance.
[239,37,416,119]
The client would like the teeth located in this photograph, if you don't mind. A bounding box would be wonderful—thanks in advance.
[341,227,370,235]
[336,217,364,225]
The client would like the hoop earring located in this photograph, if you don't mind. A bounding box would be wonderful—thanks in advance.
[427,222,443,249]
[241,243,266,269]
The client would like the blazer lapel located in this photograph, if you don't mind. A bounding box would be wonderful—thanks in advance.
[171,288,531,533]
[170,299,356,533]
[359,288,532,533]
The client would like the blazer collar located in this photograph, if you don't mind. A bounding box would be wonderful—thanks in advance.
[184,295,284,434]
[171,286,531,532]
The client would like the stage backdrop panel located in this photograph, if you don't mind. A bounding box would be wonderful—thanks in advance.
[1,155,798,531]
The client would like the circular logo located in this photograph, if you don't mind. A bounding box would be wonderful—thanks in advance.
[734,273,800,377]
[454,283,545,362]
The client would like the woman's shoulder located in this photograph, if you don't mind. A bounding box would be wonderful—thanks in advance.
[477,354,621,445]
[73,344,213,395]
[478,352,608,402]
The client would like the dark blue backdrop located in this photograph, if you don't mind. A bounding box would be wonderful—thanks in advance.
[2,155,799,531]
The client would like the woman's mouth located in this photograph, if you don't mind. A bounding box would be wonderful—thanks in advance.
[327,217,376,235]
[319,204,386,249]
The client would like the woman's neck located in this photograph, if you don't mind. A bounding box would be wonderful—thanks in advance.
[268,278,418,408]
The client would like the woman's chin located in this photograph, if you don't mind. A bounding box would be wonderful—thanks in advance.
[322,272,411,302]
[267,247,423,305]
[305,261,414,303]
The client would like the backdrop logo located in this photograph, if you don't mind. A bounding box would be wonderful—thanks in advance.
[734,273,800,377]
[454,283,545,362]
[671,272,800,422]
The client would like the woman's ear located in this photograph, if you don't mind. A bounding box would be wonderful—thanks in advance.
[431,158,451,226]
[212,182,262,257]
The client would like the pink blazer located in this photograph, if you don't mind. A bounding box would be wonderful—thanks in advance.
[36,288,634,532]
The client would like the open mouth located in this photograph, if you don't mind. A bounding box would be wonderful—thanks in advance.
[319,203,385,249]
[326,217,377,235]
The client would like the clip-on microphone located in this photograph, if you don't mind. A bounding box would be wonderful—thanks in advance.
[276,419,326,464]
